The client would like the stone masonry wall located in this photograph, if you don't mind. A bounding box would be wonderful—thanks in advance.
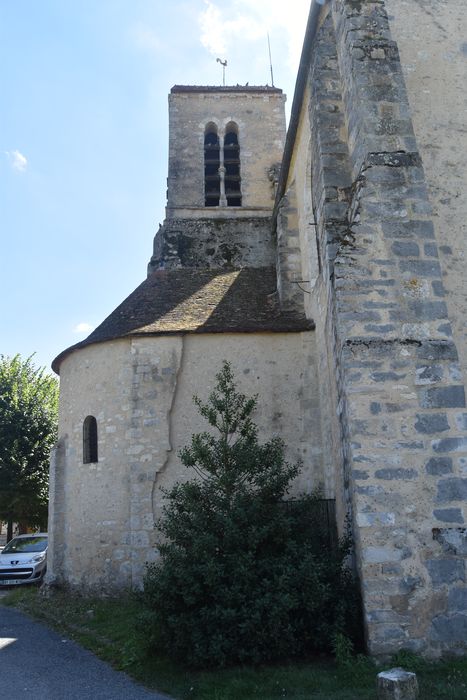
[47,331,322,592]
[386,0,467,402]
[148,216,275,272]
[167,88,286,214]
[290,0,467,657]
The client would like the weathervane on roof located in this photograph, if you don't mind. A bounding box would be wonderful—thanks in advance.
[216,58,227,86]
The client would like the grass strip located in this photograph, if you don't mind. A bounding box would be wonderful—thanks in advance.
[3,587,467,699]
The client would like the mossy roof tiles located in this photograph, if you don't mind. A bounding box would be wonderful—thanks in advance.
[52,267,314,373]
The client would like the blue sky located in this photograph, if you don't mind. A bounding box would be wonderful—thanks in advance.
[1,0,309,373]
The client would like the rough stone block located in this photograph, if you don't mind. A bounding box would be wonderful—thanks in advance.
[432,614,467,643]
[416,341,458,361]
[375,468,418,480]
[357,512,395,526]
[433,508,464,524]
[419,386,465,409]
[365,323,397,333]
[377,668,418,700]
[432,438,467,454]
[431,280,446,297]
[436,478,467,503]
[414,414,449,435]
[448,588,467,612]
[371,371,406,382]
[353,470,370,480]
[382,220,435,239]
[424,243,438,257]
[391,241,420,257]
[433,528,467,556]
[415,365,443,385]
[364,547,404,564]
[437,323,453,337]
[426,559,465,586]
[407,301,448,321]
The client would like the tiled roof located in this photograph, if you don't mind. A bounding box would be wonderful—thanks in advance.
[52,267,313,373]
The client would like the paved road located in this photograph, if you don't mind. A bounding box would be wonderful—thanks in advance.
[0,606,173,700]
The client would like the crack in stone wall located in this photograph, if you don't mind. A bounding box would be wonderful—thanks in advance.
[149,337,185,533]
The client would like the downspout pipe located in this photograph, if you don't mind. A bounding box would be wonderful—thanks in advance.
[273,0,329,222]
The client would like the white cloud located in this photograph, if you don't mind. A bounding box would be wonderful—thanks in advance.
[6,149,28,172]
[199,1,268,57]
[198,0,310,72]
[199,2,227,56]
[73,322,94,334]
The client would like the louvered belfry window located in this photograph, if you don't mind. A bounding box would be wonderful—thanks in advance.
[224,123,241,206]
[204,122,242,207]
[204,125,221,207]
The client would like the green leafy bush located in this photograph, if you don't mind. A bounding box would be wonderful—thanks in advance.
[142,362,358,668]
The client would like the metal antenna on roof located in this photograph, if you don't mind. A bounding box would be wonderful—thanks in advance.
[216,58,227,86]
[267,33,275,87]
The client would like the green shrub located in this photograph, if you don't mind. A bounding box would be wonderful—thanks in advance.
[142,362,358,668]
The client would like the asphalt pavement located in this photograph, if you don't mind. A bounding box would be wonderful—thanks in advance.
[0,605,173,700]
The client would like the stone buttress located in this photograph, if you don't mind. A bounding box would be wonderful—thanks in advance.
[275,0,467,657]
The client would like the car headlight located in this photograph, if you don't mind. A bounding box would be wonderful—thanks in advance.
[29,553,46,564]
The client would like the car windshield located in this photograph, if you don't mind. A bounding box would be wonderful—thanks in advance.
[2,536,48,554]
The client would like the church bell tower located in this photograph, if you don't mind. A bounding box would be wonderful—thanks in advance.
[148,85,286,272]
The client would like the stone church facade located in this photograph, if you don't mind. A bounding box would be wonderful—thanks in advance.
[48,0,467,658]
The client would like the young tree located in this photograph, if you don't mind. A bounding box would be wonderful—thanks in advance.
[0,354,59,541]
[143,362,356,668]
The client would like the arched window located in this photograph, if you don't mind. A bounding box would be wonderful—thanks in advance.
[224,123,241,207]
[204,124,220,207]
[83,415,98,464]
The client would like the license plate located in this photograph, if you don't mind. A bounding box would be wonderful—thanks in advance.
[0,579,23,585]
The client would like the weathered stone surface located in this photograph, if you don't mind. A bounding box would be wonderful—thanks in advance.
[149,217,275,271]
[377,668,419,700]
[364,547,405,564]
[415,365,443,385]
[165,87,286,213]
[426,559,465,586]
[432,438,467,454]
[48,333,322,591]
[419,386,465,409]
[416,341,458,361]
[437,478,467,503]
[414,414,449,435]
[448,588,467,612]
[432,614,467,644]
[391,241,420,257]
[433,509,464,524]
[375,468,418,481]
[433,528,467,556]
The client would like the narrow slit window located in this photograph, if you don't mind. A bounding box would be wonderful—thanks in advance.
[204,126,220,207]
[224,124,242,207]
[83,415,98,464]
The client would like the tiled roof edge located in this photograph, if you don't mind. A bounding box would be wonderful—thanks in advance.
[51,322,315,375]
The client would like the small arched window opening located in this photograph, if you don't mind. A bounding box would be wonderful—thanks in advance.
[204,125,220,207]
[224,124,241,206]
[83,415,98,464]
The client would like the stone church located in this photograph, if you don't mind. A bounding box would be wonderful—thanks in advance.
[48,0,467,658]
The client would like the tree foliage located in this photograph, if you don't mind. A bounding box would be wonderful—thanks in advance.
[143,361,357,668]
[0,354,59,531]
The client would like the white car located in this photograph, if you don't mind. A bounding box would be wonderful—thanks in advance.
[0,533,48,586]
